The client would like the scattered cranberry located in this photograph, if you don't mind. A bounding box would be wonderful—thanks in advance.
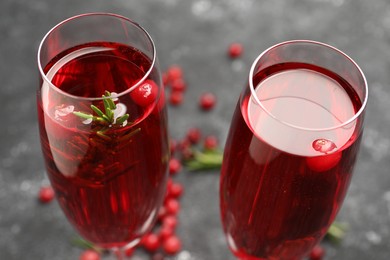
[162,73,169,87]
[203,135,218,150]
[159,225,175,241]
[171,78,187,92]
[125,247,135,257]
[181,147,194,161]
[167,65,183,82]
[130,80,158,107]
[79,249,100,260]
[309,244,325,260]
[179,138,191,152]
[169,91,184,106]
[141,233,161,252]
[186,127,202,144]
[169,158,182,175]
[199,92,216,111]
[157,206,167,221]
[170,139,178,155]
[162,215,178,229]
[168,182,184,198]
[228,43,243,58]
[163,235,182,255]
[38,186,55,203]
[165,198,180,215]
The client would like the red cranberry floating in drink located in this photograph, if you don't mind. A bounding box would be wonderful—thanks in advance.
[306,151,342,172]
[312,138,337,154]
[130,79,158,107]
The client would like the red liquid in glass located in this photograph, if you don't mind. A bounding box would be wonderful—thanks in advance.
[37,42,169,248]
[220,63,363,259]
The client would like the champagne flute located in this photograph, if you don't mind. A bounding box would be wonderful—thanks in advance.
[220,40,367,259]
[37,13,169,259]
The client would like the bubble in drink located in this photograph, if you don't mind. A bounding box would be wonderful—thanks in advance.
[312,138,337,154]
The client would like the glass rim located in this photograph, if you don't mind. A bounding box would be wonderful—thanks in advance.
[248,39,368,132]
[37,12,157,101]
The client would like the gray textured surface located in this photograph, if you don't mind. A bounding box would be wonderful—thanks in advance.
[1,0,389,259]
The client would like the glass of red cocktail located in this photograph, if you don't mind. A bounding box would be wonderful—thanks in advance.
[220,40,367,259]
[37,13,169,258]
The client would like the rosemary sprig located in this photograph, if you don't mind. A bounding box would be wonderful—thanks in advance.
[71,236,104,254]
[73,91,129,126]
[325,221,348,244]
[185,149,223,171]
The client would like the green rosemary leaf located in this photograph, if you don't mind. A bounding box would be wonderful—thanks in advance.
[116,114,129,125]
[71,237,103,253]
[185,149,223,171]
[73,111,94,120]
[91,105,105,118]
[103,98,110,113]
[325,221,348,244]
[106,107,114,122]
[97,130,111,141]
[106,95,117,110]
[118,127,141,142]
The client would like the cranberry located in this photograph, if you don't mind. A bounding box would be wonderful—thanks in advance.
[199,92,216,111]
[170,139,178,155]
[162,215,178,229]
[169,91,184,106]
[203,135,218,150]
[168,182,184,198]
[181,147,194,161]
[186,127,202,144]
[163,235,182,255]
[130,79,158,107]
[141,233,161,252]
[171,78,187,92]
[79,250,100,260]
[167,65,183,82]
[157,206,167,221]
[169,158,182,175]
[165,198,180,215]
[162,73,169,87]
[228,43,243,58]
[38,186,55,203]
[125,247,135,257]
[179,138,191,152]
[306,152,342,172]
[309,244,325,260]
[159,225,175,241]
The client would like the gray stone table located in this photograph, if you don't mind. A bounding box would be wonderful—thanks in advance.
[0,0,389,259]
